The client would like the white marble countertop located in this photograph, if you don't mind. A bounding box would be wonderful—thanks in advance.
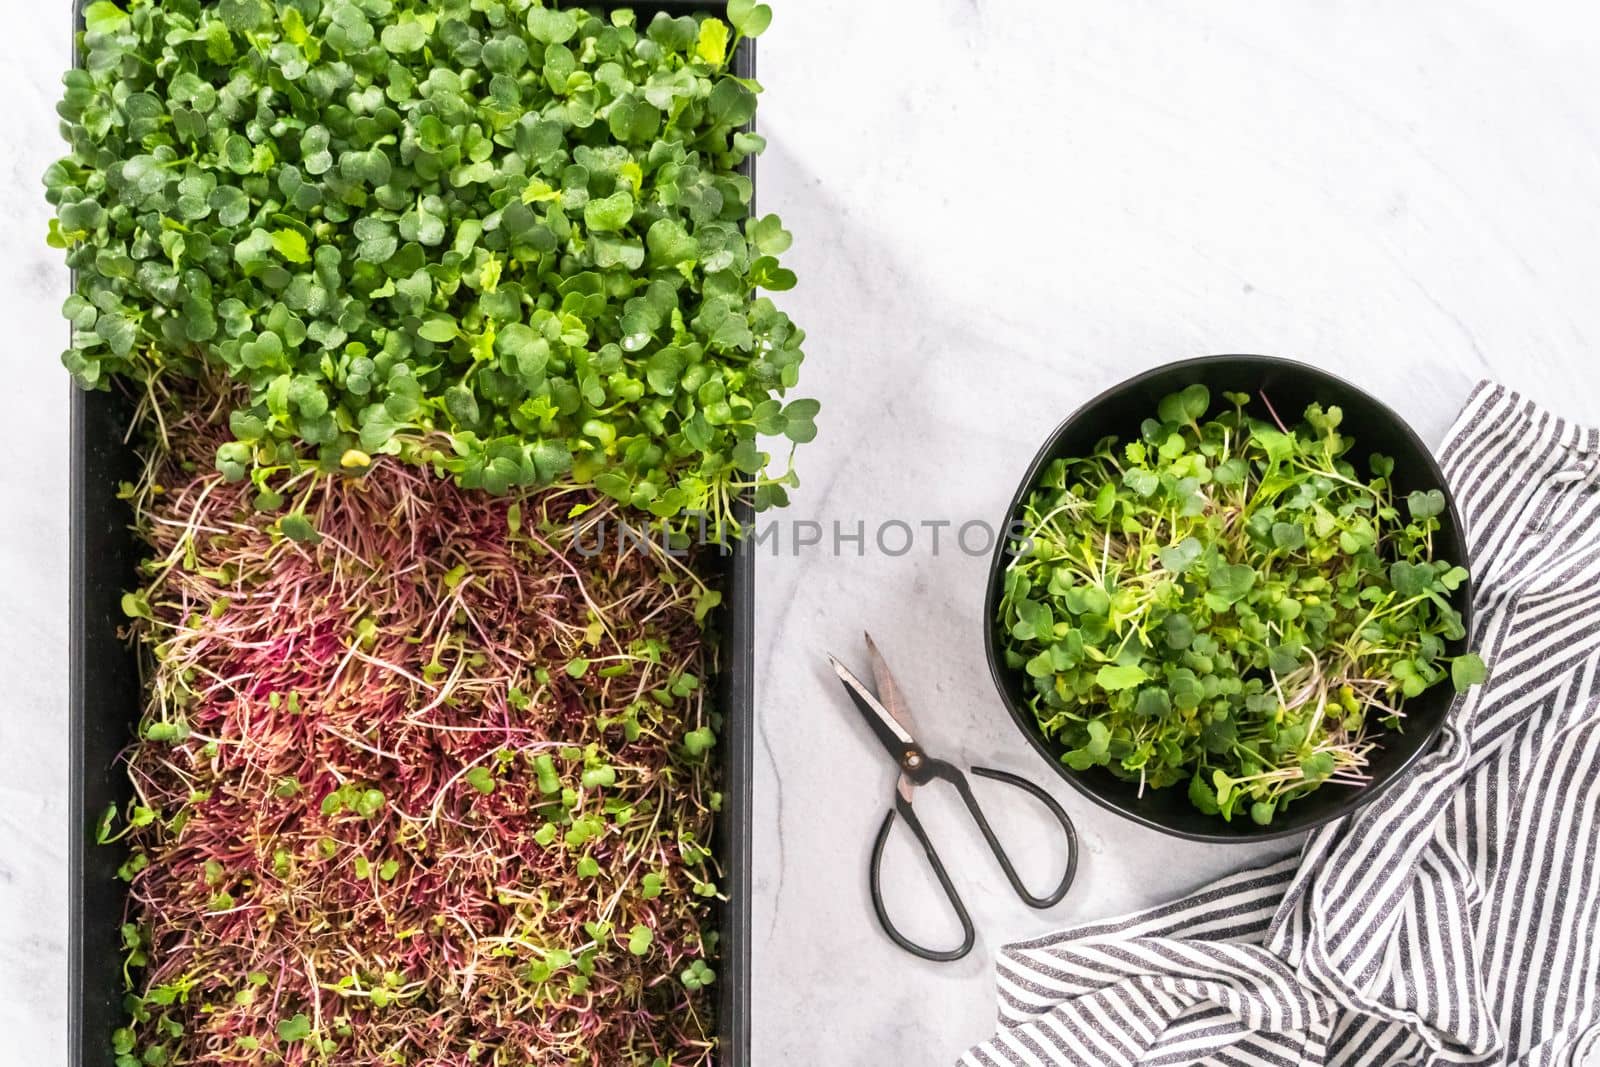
[6,2,1600,1064]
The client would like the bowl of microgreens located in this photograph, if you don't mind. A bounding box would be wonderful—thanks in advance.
[986,354,1485,841]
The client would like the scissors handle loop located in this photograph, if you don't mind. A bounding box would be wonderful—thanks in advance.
[967,766,1078,908]
[867,759,1079,962]
[869,798,974,961]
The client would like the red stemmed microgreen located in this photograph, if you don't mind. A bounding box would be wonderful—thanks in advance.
[104,386,725,1066]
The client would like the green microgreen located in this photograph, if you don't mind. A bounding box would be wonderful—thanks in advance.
[680,958,715,991]
[464,766,498,795]
[48,0,810,531]
[276,1013,312,1043]
[998,385,1488,824]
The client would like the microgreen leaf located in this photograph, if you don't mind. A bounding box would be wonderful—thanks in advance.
[1407,489,1447,520]
[680,959,715,991]
[1134,687,1171,719]
[583,192,635,233]
[1451,652,1487,692]
[1208,563,1257,604]
[417,319,458,344]
[683,726,715,757]
[1096,664,1147,691]
[279,513,321,544]
[83,1,129,33]
[276,1015,311,1043]
[269,229,309,264]
[1157,384,1209,426]
[694,17,729,65]
[1158,537,1201,574]
[1187,773,1220,814]
[1271,522,1306,551]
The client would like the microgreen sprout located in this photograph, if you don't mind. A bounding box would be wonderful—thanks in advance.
[48,0,813,531]
[998,385,1486,824]
[108,388,725,1064]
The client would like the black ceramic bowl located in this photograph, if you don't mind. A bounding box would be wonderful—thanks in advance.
[984,355,1472,842]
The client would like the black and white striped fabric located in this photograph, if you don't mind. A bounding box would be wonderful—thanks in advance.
[963,383,1600,1067]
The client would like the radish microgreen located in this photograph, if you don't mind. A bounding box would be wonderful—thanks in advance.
[48,0,813,530]
[999,386,1487,824]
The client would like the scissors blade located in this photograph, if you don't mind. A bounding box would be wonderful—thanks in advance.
[864,632,918,741]
[894,770,914,805]
[828,654,917,762]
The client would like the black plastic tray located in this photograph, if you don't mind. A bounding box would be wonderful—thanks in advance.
[68,5,755,1063]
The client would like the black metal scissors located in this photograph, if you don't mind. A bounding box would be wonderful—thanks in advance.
[828,634,1078,961]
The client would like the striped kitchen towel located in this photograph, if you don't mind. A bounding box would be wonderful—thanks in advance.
[963,383,1600,1067]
